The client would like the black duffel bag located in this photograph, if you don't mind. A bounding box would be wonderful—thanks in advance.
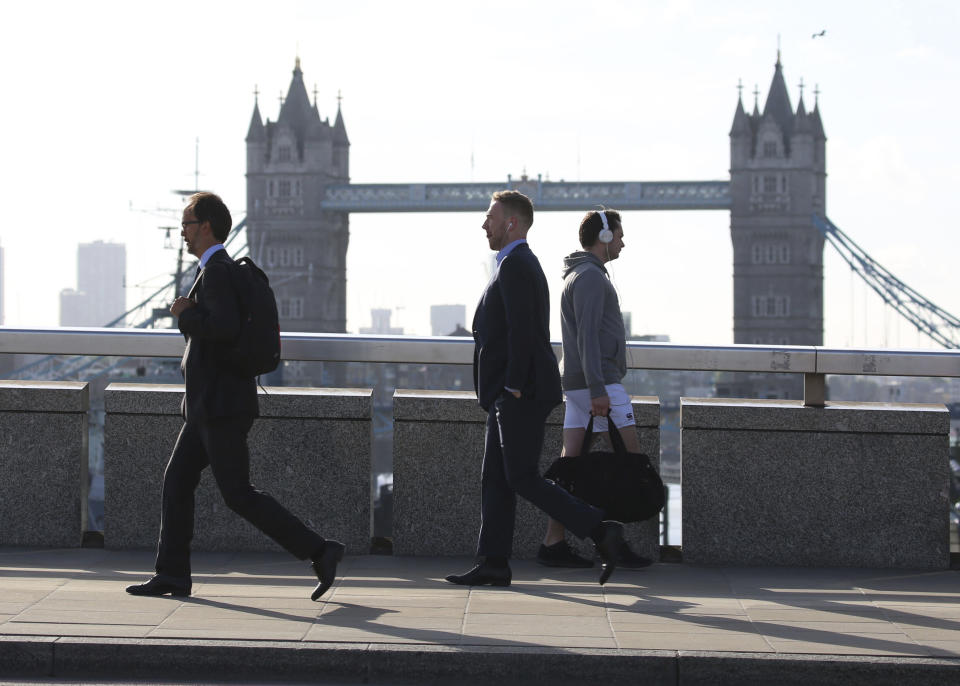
[544,415,665,523]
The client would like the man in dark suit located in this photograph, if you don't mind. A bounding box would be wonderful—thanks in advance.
[126,192,343,601]
[446,190,624,588]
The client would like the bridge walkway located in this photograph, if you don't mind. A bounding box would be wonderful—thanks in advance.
[1,548,959,684]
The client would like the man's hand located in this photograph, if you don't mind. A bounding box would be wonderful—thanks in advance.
[170,297,196,318]
[510,390,521,399]
[590,394,610,417]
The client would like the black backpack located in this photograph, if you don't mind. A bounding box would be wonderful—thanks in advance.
[223,256,281,378]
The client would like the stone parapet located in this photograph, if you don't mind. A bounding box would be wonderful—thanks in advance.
[392,390,660,559]
[682,398,950,568]
[104,383,372,555]
[0,380,89,546]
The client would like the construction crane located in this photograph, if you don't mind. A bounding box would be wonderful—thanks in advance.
[813,214,960,349]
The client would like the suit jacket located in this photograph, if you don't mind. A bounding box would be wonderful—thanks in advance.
[472,242,562,412]
[178,249,259,422]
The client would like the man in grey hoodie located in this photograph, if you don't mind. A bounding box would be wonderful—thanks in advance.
[537,209,652,569]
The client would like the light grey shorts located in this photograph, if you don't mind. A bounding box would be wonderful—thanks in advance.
[562,383,634,432]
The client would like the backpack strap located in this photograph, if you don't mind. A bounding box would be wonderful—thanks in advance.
[186,267,203,299]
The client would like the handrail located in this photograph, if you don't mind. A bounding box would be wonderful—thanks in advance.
[2,327,959,379]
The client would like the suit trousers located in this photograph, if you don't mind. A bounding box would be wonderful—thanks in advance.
[477,394,603,558]
[155,417,324,578]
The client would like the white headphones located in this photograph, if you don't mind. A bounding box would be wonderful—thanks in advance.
[597,210,613,244]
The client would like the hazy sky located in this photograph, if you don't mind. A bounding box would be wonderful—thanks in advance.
[1,0,958,348]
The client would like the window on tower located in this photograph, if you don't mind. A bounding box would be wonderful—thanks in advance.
[750,294,791,318]
[763,176,777,194]
[763,141,777,158]
[751,242,791,265]
[278,146,291,162]
[279,180,291,197]
[779,244,790,263]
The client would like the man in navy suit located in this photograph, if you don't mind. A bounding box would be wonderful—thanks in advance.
[126,192,343,601]
[446,190,624,588]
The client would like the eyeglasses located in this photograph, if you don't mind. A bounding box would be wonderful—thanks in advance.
[181,220,202,230]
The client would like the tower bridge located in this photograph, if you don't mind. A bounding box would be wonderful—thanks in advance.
[246,52,823,397]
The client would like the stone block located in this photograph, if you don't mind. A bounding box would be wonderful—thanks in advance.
[0,380,88,547]
[104,383,372,555]
[392,390,660,559]
[681,398,950,568]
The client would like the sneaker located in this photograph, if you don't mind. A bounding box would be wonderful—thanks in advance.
[617,541,653,569]
[537,540,594,568]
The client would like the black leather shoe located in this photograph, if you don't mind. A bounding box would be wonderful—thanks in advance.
[590,520,624,585]
[125,574,191,597]
[310,540,345,601]
[445,561,512,587]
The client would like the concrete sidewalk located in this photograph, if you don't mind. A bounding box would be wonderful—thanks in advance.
[1,548,960,684]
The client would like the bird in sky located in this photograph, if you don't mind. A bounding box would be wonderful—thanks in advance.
[812,29,826,38]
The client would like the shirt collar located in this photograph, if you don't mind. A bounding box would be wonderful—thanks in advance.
[199,243,225,268]
[495,238,527,266]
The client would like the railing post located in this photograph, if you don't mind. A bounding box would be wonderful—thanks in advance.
[804,372,826,407]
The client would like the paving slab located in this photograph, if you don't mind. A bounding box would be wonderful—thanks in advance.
[1,548,960,684]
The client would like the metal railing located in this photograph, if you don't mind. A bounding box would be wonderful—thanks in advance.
[3,327,959,406]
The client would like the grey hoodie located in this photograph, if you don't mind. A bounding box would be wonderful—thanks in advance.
[558,251,627,397]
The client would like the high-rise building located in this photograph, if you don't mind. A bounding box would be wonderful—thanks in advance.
[245,58,349,334]
[60,241,126,327]
[431,304,466,336]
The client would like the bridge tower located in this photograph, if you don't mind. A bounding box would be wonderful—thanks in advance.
[245,58,350,334]
[723,53,827,398]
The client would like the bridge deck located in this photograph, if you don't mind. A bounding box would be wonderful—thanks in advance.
[2,547,958,683]
[320,180,731,212]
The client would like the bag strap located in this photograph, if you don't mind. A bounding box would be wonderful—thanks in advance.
[579,415,596,455]
[607,415,628,456]
[579,412,628,457]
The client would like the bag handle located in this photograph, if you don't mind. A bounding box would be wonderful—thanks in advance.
[579,412,628,457]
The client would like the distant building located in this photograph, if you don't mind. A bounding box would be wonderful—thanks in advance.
[431,304,466,336]
[59,241,126,327]
[245,58,349,334]
[359,309,404,335]
[623,312,669,342]
[722,52,827,399]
